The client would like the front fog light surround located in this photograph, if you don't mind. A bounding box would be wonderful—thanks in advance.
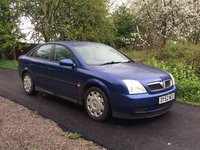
[122,80,147,94]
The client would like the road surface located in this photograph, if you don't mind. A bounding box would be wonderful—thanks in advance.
[0,68,200,150]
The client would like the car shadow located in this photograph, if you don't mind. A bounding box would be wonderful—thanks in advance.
[36,91,174,127]
[38,92,85,111]
[109,112,173,126]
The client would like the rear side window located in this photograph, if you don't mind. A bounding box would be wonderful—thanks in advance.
[54,45,73,61]
[36,45,52,59]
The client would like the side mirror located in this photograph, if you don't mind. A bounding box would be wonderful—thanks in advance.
[59,59,75,67]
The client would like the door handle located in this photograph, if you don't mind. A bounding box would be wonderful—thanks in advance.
[48,68,55,71]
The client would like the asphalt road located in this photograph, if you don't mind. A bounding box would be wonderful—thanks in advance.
[0,68,200,150]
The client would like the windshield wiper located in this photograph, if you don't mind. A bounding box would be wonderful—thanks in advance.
[123,60,132,63]
[100,61,122,65]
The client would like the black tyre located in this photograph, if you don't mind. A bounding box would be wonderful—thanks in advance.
[22,73,36,95]
[84,87,111,121]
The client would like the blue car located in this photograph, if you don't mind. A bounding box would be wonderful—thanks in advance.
[18,41,177,121]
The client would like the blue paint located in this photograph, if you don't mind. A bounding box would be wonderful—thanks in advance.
[18,41,177,119]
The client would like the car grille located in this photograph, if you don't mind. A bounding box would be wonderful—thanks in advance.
[148,79,172,91]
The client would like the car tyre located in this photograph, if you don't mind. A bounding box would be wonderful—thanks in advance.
[23,73,36,95]
[84,87,111,121]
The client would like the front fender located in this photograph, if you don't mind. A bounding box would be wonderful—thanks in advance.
[77,78,112,105]
[19,67,30,79]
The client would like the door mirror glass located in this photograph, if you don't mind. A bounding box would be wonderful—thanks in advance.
[59,59,75,67]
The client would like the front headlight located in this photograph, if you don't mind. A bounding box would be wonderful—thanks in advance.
[169,73,175,85]
[122,80,147,94]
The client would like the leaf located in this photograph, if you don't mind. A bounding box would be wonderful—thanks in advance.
[68,132,81,139]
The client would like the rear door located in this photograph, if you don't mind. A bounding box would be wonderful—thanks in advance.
[30,44,53,90]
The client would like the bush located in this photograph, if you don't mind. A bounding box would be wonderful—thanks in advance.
[146,58,200,103]
[153,43,200,75]
[123,43,200,104]
[121,50,153,63]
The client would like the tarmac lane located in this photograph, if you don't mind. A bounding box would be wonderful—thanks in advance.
[0,68,200,150]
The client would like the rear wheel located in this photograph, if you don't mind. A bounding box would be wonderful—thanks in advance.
[23,73,35,95]
[84,87,110,121]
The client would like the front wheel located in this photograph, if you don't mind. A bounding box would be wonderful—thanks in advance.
[84,87,111,121]
[23,73,36,95]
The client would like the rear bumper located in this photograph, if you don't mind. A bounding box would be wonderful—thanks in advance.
[110,86,177,119]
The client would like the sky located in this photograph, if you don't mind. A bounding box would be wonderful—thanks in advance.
[20,16,34,43]
[110,0,128,11]
[19,0,127,43]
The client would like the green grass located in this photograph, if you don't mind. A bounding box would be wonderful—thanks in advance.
[177,98,200,107]
[0,60,18,69]
[68,132,81,139]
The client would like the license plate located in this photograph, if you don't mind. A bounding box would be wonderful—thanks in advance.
[159,93,175,104]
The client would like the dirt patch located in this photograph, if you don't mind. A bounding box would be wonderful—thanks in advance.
[0,96,106,150]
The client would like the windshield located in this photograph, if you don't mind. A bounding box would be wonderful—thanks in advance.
[73,44,131,65]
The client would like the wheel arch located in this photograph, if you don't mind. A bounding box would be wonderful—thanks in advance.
[21,68,31,79]
[80,79,112,107]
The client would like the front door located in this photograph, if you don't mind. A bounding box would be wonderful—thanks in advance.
[47,44,80,102]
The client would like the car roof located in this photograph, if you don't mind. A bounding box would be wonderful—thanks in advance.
[47,41,102,47]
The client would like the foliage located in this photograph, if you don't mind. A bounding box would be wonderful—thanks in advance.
[153,43,200,74]
[13,0,200,48]
[68,132,81,139]
[121,0,200,48]
[124,42,200,74]
[112,5,140,49]
[18,0,115,44]
[18,0,60,42]
[124,42,200,103]
[135,0,186,48]
[0,60,18,69]
[146,58,200,103]
[57,0,115,45]
[121,49,153,63]
[0,0,24,59]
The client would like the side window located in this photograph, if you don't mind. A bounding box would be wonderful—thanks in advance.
[54,45,73,61]
[35,45,52,59]
[27,50,35,57]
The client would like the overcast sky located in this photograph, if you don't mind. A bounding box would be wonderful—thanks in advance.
[20,16,34,43]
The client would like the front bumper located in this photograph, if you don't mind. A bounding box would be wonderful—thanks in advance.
[111,85,177,119]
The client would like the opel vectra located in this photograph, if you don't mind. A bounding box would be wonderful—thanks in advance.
[18,41,177,121]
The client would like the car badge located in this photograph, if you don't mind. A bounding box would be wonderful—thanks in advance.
[160,81,165,88]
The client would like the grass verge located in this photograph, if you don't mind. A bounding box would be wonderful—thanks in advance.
[0,60,18,69]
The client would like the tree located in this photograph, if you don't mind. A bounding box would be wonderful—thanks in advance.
[56,0,115,44]
[179,0,200,44]
[19,0,60,42]
[0,0,24,59]
[131,0,187,48]
[112,5,140,49]
[19,0,115,44]
[128,0,200,48]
